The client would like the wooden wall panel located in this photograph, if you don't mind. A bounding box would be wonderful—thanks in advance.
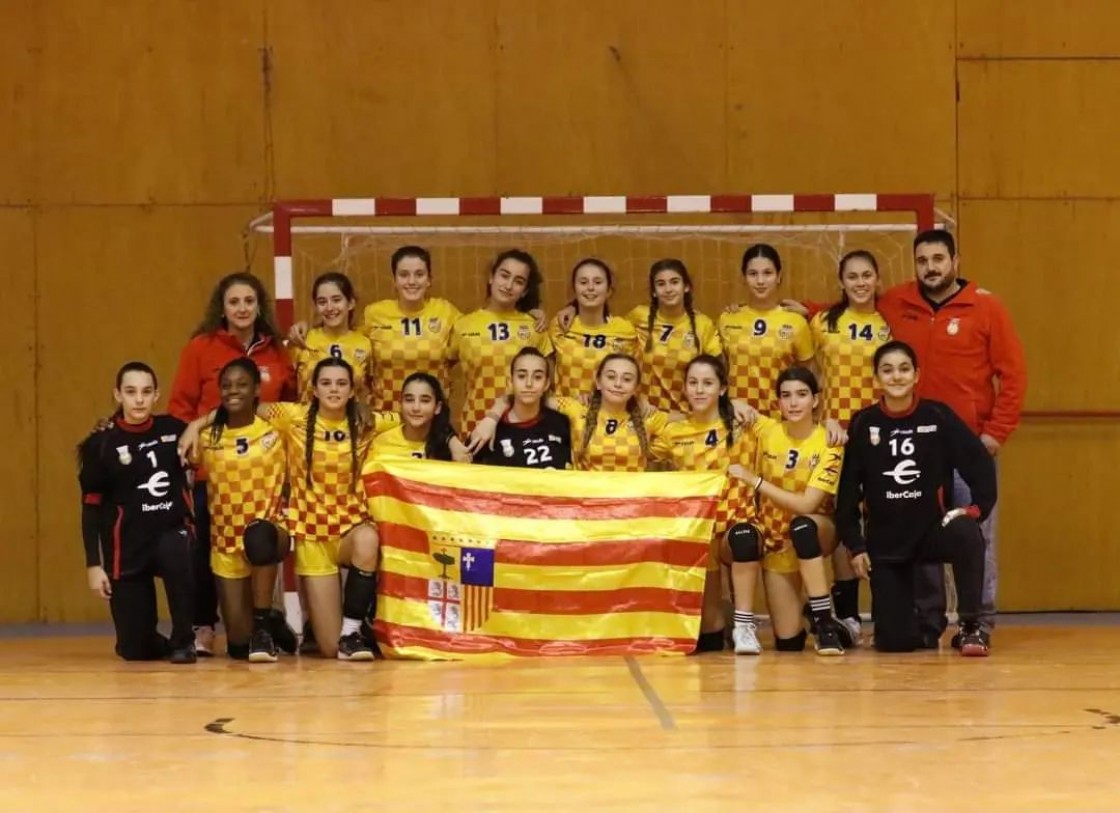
[34,0,265,205]
[959,0,1120,58]
[959,60,1120,199]
[0,211,40,621]
[36,206,260,622]
[268,0,499,198]
[725,0,956,194]
[958,199,1120,410]
[999,423,1120,610]
[0,2,36,204]
[494,0,727,195]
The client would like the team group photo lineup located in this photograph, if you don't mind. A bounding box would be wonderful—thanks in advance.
[81,228,1025,664]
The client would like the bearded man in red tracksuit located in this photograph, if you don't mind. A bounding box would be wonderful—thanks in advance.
[877,229,1027,649]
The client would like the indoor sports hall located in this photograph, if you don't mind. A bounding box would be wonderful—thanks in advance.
[2,2,1118,811]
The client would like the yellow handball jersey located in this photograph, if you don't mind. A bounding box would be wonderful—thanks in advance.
[362,297,461,412]
[556,396,669,472]
[367,424,427,462]
[259,403,399,544]
[810,308,891,426]
[718,306,814,417]
[651,416,757,533]
[751,415,843,565]
[628,305,722,413]
[200,416,286,555]
[293,327,373,403]
[450,308,553,433]
[548,315,639,400]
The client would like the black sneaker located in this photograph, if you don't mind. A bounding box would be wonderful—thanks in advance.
[249,627,279,663]
[268,610,298,655]
[170,644,198,665]
[957,625,991,658]
[299,621,319,655]
[814,621,845,657]
[336,631,375,661]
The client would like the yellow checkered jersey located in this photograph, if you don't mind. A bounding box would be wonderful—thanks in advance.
[368,424,427,462]
[293,328,374,403]
[627,305,722,413]
[260,403,399,544]
[717,306,814,417]
[751,415,843,549]
[362,297,461,412]
[556,396,669,472]
[200,416,286,554]
[548,315,639,400]
[810,309,891,426]
[450,308,554,433]
[651,416,757,530]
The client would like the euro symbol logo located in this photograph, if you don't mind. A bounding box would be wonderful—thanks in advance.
[882,459,921,486]
[137,471,171,497]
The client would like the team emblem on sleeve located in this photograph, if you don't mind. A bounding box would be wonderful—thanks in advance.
[869,426,881,446]
[116,445,133,465]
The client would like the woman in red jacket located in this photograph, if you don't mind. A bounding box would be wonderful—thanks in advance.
[169,271,296,656]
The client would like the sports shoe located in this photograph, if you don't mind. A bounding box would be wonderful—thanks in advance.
[170,644,198,665]
[950,627,991,650]
[814,621,845,656]
[299,621,319,655]
[336,631,375,661]
[192,625,215,657]
[248,627,279,663]
[837,616,863,648]
[732,623,762,655]
[267,610,298,655]
[957,624,991,658]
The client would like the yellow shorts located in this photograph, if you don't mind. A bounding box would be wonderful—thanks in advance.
[211,549,250,580]
[295,538,342,577]
[762,543,799,574]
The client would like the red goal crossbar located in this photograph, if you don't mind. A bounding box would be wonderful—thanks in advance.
[266,193,937,328]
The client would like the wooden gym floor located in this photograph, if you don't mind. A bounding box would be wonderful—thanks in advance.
[1,617,1119,812]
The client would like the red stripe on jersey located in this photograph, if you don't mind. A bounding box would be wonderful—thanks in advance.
[115,416,154,433]
[83,493,102,506]
[112,506,124,580]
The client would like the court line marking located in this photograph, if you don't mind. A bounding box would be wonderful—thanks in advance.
[624,656,676,731]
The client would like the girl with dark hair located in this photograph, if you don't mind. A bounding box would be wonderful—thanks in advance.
[810,250,891,426]
[717,244,814,416]
[194,358,289,663]
[548,259,638,399]
[293,272,374,403]
[168,271,296,657]
[449,249,553,431]
[474,348,572,469]
[728,366,849,656]
[628,259,722,412]
[78,362,196,664]
[651,354,759,653]
[180,358,397,661]
[836,341,995,656]
[366,372,462,462]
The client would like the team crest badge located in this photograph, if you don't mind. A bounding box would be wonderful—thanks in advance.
[428,318,442,333]
[260,431,279,450]
[683,332,695,349]
[869,426,881,446]
[260,366,272,382]
[779,324,793,339]
[354,348,367,361]
[947,318,960,336]
[878,325,891,341]
[116,445,133,465]
[500,439,515,458]
[809,453,820,469]
[517,325,531,341]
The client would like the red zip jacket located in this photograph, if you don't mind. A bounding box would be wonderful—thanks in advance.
[168,330,295,422]
[876,281,1027,443]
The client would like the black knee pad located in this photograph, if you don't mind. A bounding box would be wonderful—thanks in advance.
[789,516,821,560]
[774,629,808,652]
[243,521,282,566]
[726,523,761,563]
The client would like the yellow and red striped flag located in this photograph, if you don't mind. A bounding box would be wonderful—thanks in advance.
[364,460,724,661]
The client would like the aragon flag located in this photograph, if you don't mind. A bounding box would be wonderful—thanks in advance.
[364,460,723,661]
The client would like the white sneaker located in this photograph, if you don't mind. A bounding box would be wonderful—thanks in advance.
[838,616,863,648]
[732,622,762,655]
[193,625,215,657]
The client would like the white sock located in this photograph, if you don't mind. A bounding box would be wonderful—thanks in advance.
[340,617,361,637]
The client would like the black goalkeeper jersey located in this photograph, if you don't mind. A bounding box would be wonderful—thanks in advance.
[476,408,572,470]
[836,398,996,561]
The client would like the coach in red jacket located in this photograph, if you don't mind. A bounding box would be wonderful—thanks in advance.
[878,229,1027,648]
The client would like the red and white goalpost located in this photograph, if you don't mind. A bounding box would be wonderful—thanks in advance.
[249,192,945,619]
